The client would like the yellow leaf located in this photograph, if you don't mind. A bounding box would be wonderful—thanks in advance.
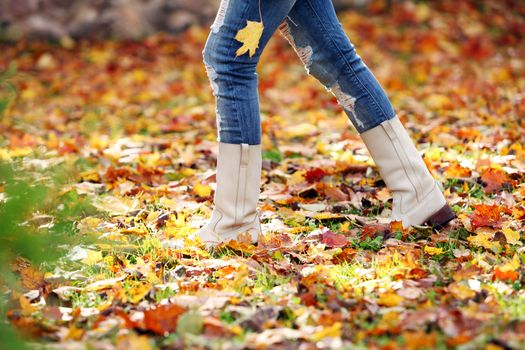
[288,169,306,186]
[425,94,451,109]
[467,230,500,250]
[310,322,342,341]
[424,246,444,256]
[378,292,404,307]
[448,281,475,300]
[66,325,85,341]
[128,283,151,304]
[19,296,38,315]
[116,334,154,350]
[284,122,317,138]
[86,275,127,292]
[193,183,212,198]
[131,69,147,83]
[499,254,520,273]
[235,20,264,57]
[502,227,522,245]
[82,249,103,265]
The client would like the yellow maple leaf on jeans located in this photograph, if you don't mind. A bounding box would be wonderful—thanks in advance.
[235,20,264,57]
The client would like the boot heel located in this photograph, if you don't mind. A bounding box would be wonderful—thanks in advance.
[425,204,456,229]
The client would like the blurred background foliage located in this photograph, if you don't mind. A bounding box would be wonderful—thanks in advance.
[0,63,17,116]
[0,158,98,348]
[1,0,521,42]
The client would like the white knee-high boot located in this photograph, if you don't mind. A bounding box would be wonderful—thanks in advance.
[359,116,455,228]
[193,142,263,247]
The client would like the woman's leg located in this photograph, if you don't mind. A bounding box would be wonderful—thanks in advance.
[278,0,396,132]
[202,0,298,145]
[195,0,298,247]
[278,0,455,228]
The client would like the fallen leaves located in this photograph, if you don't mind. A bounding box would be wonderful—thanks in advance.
[493,254,521,282]
[1,0,525,349]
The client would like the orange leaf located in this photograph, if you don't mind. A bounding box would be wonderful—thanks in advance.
[143,304,186,335]
[480,168,510,194]
[469,204,503,230]
[493,268,519,282]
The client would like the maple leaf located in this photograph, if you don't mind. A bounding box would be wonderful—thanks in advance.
[480,167,510,194]
[469,203,503,230]
[235,20,264,57]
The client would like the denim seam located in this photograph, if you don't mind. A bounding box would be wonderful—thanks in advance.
[225,0,252,145]
[303,0,394,131]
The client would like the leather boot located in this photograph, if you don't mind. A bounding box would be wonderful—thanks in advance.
[193,142,263,247]
[359,116,455,229]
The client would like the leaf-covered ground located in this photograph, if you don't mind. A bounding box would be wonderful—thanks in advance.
[1,1,525,349]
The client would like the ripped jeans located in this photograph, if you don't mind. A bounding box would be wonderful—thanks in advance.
[202,0,397,145]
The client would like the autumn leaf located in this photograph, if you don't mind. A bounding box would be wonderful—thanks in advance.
[235,20,264,57]
[304,167,328,183]
[378,292,404,307]
[143,304,187,335]
[193,182,212,198]
[116,333,154,350]
[493,254,521,282]
[19,266,45,290]
[480,167,510,193]
[502,227,522,245]
[469,204,503,230]
[2,1,525,348]
[320,229,348,248]
[424,246,444,256]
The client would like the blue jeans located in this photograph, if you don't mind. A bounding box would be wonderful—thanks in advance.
[202,0,397,145]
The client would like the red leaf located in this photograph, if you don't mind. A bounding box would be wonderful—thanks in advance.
[299,291,316,306]
[304,168,327,183]
[462,36,493,60]
[320,230,348,248]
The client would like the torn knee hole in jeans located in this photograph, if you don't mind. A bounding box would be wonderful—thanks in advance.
[328,82,364,129]
[203,59,220,96]
[278,19,365,130]
[278,20,313,71]
[211,0,230,33]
